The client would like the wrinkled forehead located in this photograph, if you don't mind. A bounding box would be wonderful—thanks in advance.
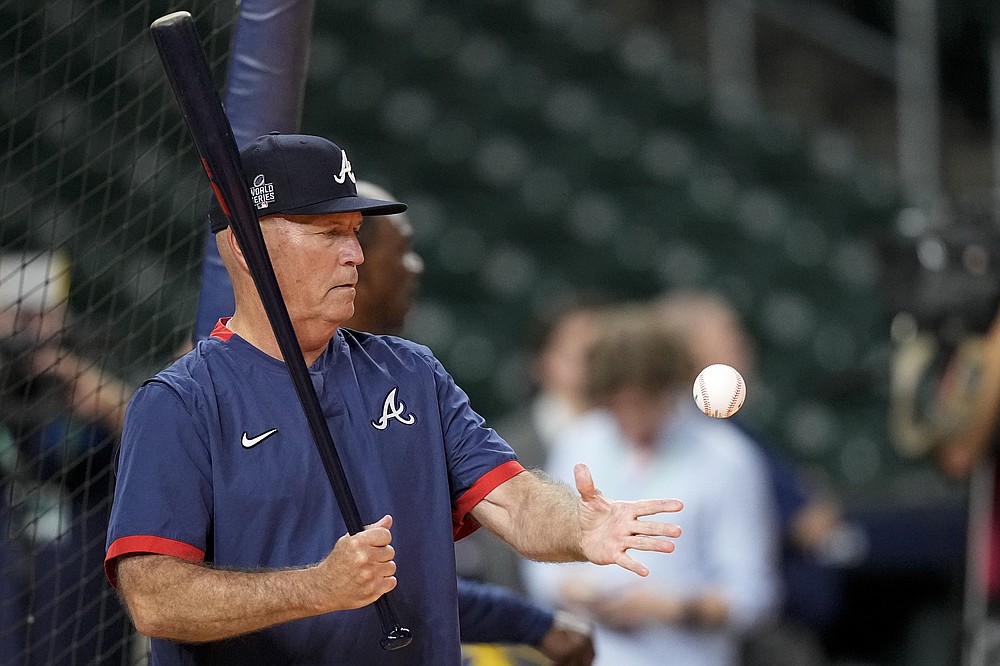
[260,211,364,230]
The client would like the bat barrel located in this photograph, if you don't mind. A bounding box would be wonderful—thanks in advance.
[150,10,192,29]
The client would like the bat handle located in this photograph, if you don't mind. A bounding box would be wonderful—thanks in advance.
[375,597,412,650]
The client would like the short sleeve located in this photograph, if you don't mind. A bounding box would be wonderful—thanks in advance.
[104,381,213,586]
[425,354,524,538]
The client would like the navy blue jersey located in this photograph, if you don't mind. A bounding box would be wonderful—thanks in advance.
[105,321,522,665]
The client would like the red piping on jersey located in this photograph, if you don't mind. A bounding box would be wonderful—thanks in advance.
[105,535,206,588]
[452,460,526,541]
[210,318,235,341]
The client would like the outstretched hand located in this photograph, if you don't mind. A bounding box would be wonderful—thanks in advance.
[574,463,683,576]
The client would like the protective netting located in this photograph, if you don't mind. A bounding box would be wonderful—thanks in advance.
[1,0,931,661]
[0,1,235,662]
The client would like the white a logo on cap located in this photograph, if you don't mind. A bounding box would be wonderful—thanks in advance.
[334,149,356,185]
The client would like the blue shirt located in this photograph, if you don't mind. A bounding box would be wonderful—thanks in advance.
[524,406,779,666]
[106,322,522,665]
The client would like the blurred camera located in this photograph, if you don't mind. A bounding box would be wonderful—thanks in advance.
[880,205,1000,347]
[882,204,1000,457]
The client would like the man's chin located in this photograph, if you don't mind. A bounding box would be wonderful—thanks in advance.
[327,299,355,326]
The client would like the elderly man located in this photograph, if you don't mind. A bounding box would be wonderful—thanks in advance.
[105,133,684,665]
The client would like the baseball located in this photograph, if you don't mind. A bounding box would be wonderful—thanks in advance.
[693,364,746,418]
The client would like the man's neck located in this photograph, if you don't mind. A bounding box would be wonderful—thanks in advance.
[344,313,398,337]
[227,311,334,367]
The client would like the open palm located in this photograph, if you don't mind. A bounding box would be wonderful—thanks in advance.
[574,463,683,576]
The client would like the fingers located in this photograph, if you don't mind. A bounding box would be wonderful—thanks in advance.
[629,519,682,539]
[360,514,393,547]
[573,463,597,500]
[360,515,395,571]
[324,517,398,609]
[380,574,398,594]
[606,534,676,577]
[626,535,677,554]
[614,552,649,577]
[365,514,392,530]
[629,498,684,516]
[359,565,397,602]
[375,557,397,579]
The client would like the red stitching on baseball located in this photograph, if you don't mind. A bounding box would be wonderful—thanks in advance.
[699,375,712,416]
[727,374,743,416]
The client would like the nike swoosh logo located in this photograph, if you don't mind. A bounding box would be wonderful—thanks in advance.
[241,428,278,449]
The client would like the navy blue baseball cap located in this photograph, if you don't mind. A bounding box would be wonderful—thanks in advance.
[209,133,407,232]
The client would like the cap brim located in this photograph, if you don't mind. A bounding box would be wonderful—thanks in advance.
[280,196,407,217]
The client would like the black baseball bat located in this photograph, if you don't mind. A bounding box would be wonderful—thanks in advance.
[149,11,411,651]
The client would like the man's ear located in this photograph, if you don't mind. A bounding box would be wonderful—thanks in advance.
[223,227,251,274]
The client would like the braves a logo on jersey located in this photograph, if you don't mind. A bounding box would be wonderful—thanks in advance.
[371,387,416,430]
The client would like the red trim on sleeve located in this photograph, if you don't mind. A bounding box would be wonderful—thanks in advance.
[210,318,234,341]
[104,535,206,588]
[452,460,526,541]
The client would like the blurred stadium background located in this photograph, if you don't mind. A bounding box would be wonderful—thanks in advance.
[2,0,998,663]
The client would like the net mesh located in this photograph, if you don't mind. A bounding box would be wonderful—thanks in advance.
[1,0,928,661]
[0,1,235,662]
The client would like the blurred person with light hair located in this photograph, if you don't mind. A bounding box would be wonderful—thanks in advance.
[656,289,849,664]
[512,299,606,472]
[524,304,779,666]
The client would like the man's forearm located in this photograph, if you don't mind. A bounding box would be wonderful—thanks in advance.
[472,471,584,562]
[115,516,396,643]
[472,463,682,577]
[117,554,324,642]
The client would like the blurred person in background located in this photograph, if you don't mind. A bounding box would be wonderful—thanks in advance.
[915,307,1000,665]
[656,290,849,664]
[880,211,1000,665]
[460,299,604,597]
[0,251,132,665]
[524,305,779,666]
[494,300,605,474]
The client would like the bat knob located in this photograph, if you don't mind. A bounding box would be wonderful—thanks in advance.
[380,626,413,651]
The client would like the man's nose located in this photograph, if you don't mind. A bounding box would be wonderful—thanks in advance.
[346,238,364,265]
